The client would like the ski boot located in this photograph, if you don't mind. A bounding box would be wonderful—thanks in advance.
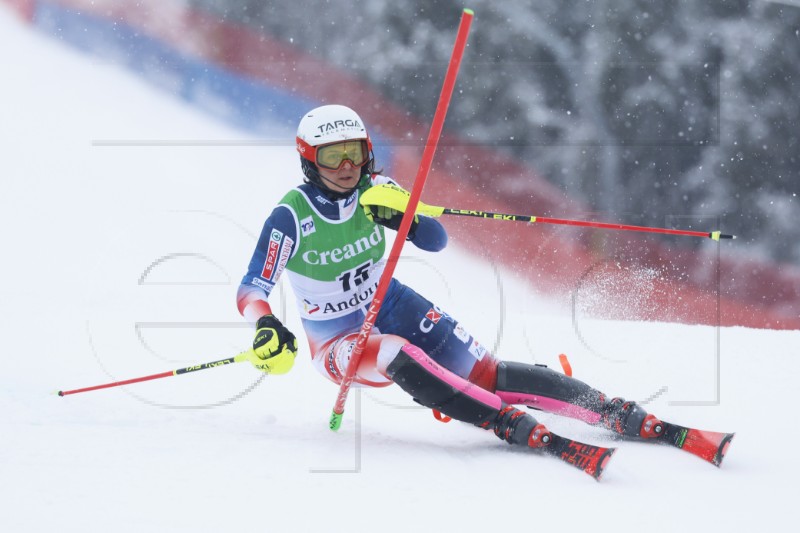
[485,405,552,448]
[602,397,663,439]
[487,404,616,479]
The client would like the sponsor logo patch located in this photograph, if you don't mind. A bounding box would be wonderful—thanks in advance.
[321,281,377,314]
[251,277,274,292]
[419,305,453,333]
[343,190,358,208]
[425,308,443,324]
[453,322,470,344]
[303,299,321,315]
[276,236,293,278]
[302,225,382,265]
[300,216,316,236]
[419,305,451,333]
[261,230,283,280]
[327,348,340,379]
[468,339,487,361]
[316,119,362,134]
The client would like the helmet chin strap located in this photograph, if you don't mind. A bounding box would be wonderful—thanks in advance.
[301,155,374,200]
[317,171,361,199]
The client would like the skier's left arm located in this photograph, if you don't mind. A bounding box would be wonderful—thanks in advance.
[363,175,448,252]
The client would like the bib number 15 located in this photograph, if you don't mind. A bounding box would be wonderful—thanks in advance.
[337,261,371,292]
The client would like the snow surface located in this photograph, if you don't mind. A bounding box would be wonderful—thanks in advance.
[1,8,798,532]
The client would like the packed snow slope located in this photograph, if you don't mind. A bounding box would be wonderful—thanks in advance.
[1,9,797,533]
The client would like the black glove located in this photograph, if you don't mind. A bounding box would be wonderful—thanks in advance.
[364,204,419,237]
[248,315,298,374]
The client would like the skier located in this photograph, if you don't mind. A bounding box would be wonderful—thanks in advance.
[237,104,664,457]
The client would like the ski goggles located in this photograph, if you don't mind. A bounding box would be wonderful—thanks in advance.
[315,140,370,170]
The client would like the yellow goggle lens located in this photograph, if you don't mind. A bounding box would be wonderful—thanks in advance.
[316,140,368,170]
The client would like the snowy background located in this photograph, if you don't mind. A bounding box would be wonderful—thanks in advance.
[2,7,799,533]
[194,0,800,264]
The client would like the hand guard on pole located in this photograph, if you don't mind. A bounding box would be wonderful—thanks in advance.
[247,315,298,374]
[362,184,419,235]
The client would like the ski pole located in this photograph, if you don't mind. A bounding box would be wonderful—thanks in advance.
[436,209,735,240]
[329,8,475,431]
[360,188,736,241]
[57,350,252,396]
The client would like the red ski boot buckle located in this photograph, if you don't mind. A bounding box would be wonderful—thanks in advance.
[432,409,452,423]
[640,414,664,438]
[558,354,573,377]
[528,424,552,448]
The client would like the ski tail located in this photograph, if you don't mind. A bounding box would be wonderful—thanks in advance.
[659,422,735,467]
[544,434,617,480]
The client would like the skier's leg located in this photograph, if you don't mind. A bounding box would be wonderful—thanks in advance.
[372,280,657,439]
[375,280,501,390]
[303,310,395,387]
[313,324,550,448]
[385,343,552,449]
[310,331,401,387]
[494,361,663,439]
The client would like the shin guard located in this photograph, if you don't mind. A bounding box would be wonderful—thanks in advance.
[495,361,606,424]
[496,361,662,438]
[387,344,501,426]
[386,344,550,447]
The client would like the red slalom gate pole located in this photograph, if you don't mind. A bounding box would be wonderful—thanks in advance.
[329,8,475,431]
[57,351,251,397]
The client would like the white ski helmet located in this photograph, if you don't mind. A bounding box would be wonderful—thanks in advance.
[296,104,372,154]
[296,105,374,194]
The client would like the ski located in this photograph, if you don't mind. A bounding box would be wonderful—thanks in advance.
[655,421,734,467]
[542,432,616,480]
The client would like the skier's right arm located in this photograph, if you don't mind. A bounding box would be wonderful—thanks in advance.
[237,206,299,374]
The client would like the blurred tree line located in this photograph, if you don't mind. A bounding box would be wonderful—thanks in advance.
[191,0,800,263]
